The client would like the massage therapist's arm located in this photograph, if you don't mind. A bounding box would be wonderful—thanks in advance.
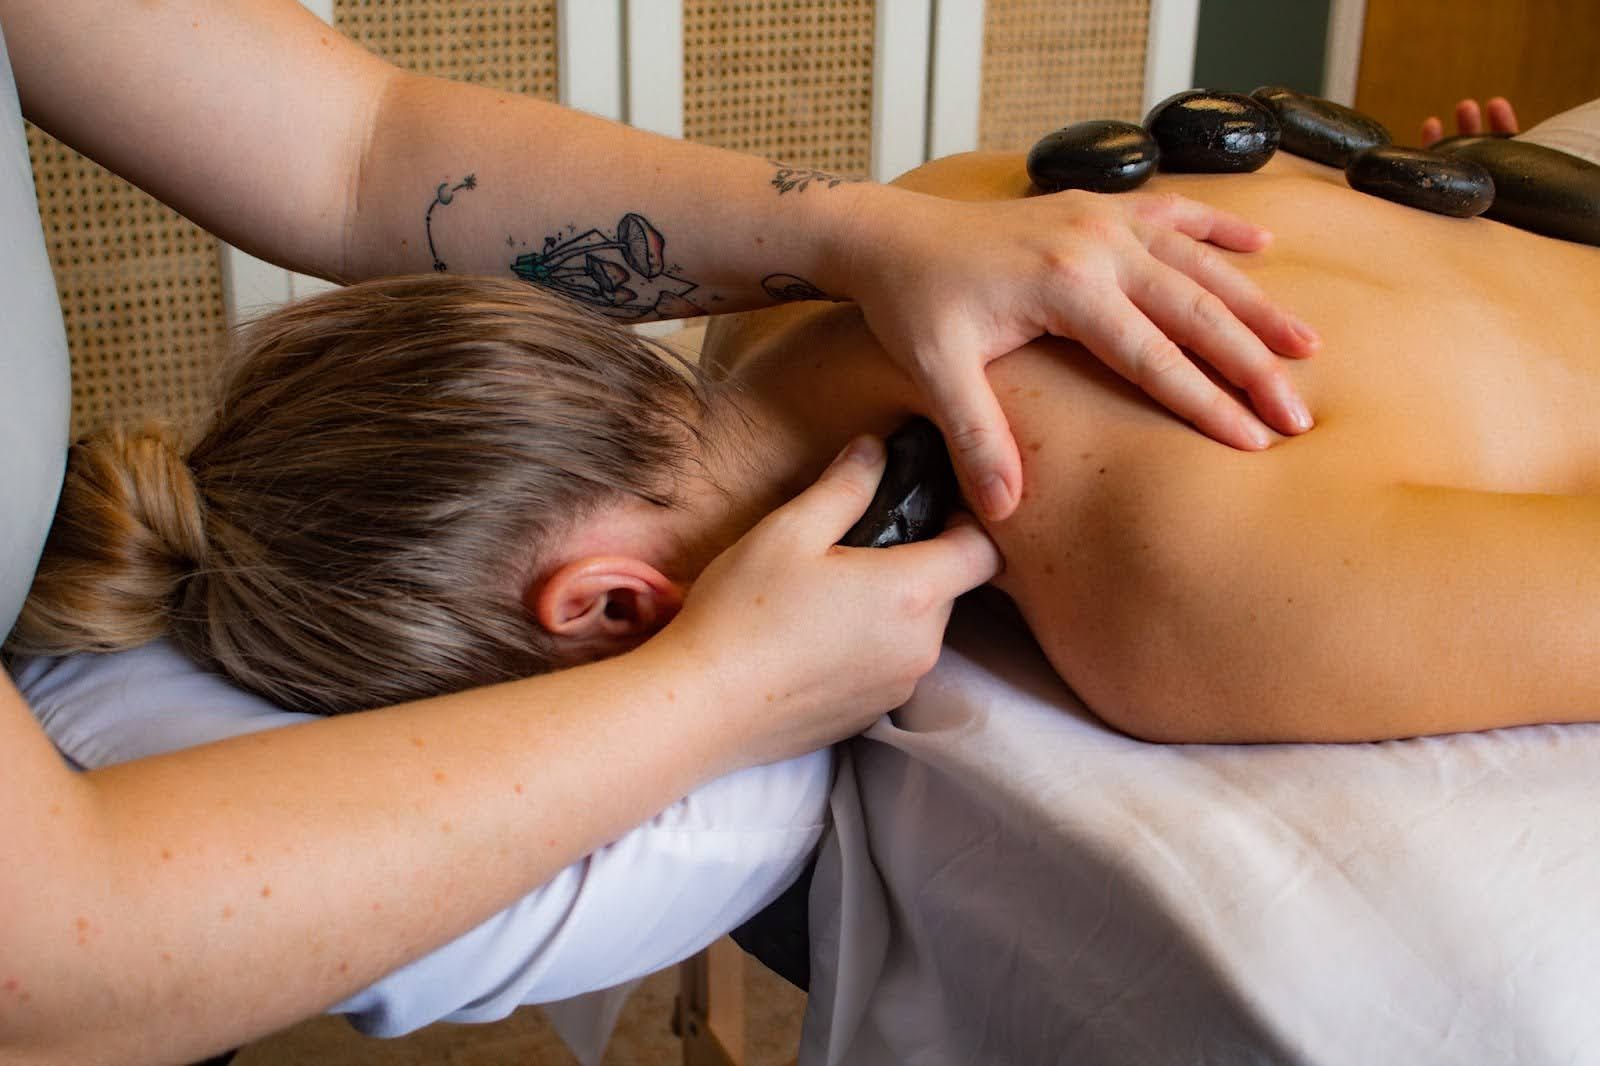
[3,0,1317,522]
[0,442,1000,1065]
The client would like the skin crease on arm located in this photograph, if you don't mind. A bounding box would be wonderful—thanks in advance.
[0,434,997,1066]
[2,0,1324,525]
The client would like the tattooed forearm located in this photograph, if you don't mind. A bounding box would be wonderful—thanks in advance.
[761,273,837,303]
[424,175,704,320]
[425,174,477,271]
[769,161,862,196]
[509,212,703,320]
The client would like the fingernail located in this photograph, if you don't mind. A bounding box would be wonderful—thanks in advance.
[834,435,882,468]
[1292,319,1321,349]
[979,475,1012,519]
[1290,398,1314,433]
[1246,421,1273,450]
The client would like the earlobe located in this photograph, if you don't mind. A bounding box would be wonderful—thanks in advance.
[527,556,684,648]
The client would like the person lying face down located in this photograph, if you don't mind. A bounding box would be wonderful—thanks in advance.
[14,135,1600,740]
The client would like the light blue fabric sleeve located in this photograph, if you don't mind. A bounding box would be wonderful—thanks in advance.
[0,22,74,641]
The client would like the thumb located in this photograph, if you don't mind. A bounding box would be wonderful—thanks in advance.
[917,354,1023,522]
[775,435,889,544]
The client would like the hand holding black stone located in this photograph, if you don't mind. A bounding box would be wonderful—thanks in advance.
[1026,120,1159,194]
[1144,91,1279,174]
[1251,86,1390,168]
[837,418,962,549]
[1346,147,1494,218]
[1432,137,1600,246]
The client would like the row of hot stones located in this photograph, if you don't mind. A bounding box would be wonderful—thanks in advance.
[1026,87,1600,246]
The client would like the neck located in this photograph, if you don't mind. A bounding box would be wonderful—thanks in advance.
[653,387,834,582]
[643,304,923,584]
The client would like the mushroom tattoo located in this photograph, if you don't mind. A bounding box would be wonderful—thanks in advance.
[510,213,702,320]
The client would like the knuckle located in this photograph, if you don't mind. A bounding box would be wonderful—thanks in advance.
[1185,242,1221,276]
[1187,288,1231,332]
[896,584,936,617]
[944,422,993,458]
[1130,336,1185,389]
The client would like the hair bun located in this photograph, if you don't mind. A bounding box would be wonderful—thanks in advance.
[7,420,208,655]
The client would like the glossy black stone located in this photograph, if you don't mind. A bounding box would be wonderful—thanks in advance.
[1433,136,1600,246]
[1143,90,1280,173]
[1345,147,1494,218]
[1250,86,1390,167]
[838,418,961,549]
[1429,132,1514,152]
[1026,120,1160,193]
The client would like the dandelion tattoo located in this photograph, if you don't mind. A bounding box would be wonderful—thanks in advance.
[425,174,477,271]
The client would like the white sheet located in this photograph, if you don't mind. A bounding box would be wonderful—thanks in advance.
[803,591,1600,1065]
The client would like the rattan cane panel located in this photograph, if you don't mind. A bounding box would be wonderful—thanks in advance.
[683,0,875,178]
[334,0,558,96]
[25,127,230,438]
[980,0,1151,152]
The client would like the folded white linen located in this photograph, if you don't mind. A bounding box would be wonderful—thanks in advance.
[803,591,1600,1065]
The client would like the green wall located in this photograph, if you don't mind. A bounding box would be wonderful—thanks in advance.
[1192,0,1331,97]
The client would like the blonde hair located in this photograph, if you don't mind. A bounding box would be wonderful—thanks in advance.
[8,275,711,714]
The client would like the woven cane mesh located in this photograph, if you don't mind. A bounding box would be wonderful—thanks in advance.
[683,0,876,178]
[335,0,558,96]
[24,131,231,438]
[29,2,559,438]
[979,0,1151,152]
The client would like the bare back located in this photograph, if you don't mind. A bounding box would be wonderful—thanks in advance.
[709,150,1600,742]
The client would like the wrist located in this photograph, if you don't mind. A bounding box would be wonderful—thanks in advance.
[807,179,908,300]
[616,628,753,778]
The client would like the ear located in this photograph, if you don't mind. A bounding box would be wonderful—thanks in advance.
[526,555,685,650]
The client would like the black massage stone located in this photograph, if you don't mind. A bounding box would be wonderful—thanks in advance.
[838,418,961,549]
[1432,136,1600,246]
[1143,90,1280,174]
[1429,132,1514,152]
[1345,147,1494,218]
[1251,86,1390,168]
[1026,120,1160,194]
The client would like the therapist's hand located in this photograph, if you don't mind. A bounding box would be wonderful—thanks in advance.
[842,187,1320,522]
[655,435,1001,771]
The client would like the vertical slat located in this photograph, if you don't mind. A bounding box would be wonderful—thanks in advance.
[559,0,625,119]
[1142,0,1200,113]
[625,0,684,138]
[871,0,933,182]
[217,0,338,326]
[1322,0,1366,106]
[927,0,985,159]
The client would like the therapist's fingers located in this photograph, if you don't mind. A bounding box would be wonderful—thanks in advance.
[1145,227,1319,361]
[1069,282,1276,450]
[768,434,888,545]
[881,516,1003,600]
[1127,191,1274,254]
[1420,115,1445,147]
[1128,257,1312,439]
[911,348,1024,523]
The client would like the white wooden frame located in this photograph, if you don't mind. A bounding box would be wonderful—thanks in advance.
[1322,0,1367,106]
[217,0,338,325]
[1143,0,1201,113]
